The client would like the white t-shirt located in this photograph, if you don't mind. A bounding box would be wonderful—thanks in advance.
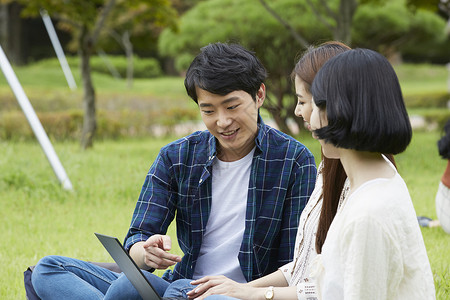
[312,158,435,299]
[192,148,255,283]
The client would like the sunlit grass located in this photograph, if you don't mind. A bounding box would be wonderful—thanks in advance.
[0,58,448,298]
[0,131,448,298]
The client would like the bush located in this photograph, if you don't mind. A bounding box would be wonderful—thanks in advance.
[404,93,450,131]
[422,110,450,130]
[404,92,450,109]
[90,55,162,78]
[31,55,162,78]
[0,107,199,141]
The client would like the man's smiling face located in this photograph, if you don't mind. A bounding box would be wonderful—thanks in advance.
[196,85,265,162]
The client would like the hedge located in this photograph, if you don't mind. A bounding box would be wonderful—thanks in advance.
[31,55,162,78]
[0,107,199,141]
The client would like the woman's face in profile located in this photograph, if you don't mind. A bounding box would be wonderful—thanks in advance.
[294,76,313,130]
[310,99,340,159]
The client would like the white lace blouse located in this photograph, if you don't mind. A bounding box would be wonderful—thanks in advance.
[278,162,350,300]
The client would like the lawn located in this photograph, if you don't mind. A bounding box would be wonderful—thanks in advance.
[0,59,449,298]
[0,130,449,299]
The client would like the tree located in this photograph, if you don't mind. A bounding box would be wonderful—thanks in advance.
[159,0,446,135]
[159,0,331,135]
[407,0,450,34]
[260,0,361,45]
[19,0,177,149]
[352,0,447,61]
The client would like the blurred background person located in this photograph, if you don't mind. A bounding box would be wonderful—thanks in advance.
[436,118,450,234]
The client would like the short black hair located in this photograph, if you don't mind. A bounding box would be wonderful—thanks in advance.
[438,119,450,159]
[311,48,412,154]
[184,42,267,103]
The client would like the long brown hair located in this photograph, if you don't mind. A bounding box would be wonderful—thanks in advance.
[293,41,351,253]
[293,42,399,253]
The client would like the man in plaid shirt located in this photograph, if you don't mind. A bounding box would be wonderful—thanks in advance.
[31,43,316,300]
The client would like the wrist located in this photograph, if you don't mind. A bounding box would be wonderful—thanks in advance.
[129,241,147,269]
[252,288,268,300]
[263,286,274,300]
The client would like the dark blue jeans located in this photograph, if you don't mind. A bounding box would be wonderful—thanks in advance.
[31,255,170,299]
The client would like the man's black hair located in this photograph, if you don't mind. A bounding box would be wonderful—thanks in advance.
[184,42,267,103]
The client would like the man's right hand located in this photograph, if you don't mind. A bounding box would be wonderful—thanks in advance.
[140,235,182,270]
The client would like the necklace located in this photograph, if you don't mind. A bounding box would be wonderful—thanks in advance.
[337,179,351,212]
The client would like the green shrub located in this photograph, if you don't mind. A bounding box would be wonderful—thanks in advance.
[0,106,199,141]
[90,55,162,78]
[174,53,195,73]
[31,55,162,78]
[404,92,450,109]
[0,112,32,141]
[423,111,450,130]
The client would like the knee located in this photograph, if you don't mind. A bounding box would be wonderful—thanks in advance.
[105,273,141,300]
[31,255,64,296]
[164,279,195,297]
[32,255,63,279]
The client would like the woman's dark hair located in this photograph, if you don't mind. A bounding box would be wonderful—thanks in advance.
[184,42,267,103]
[311,48,412,154]
[292,41,352,254]
[438,119,450,159]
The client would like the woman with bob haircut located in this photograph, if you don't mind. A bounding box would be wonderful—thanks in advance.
[309,48,435,299]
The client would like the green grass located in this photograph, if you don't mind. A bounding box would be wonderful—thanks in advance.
[1,59,448,111]
[1,131,449,298]
[0,58,449,298]
[393,63,448,97]
[0,137,177,299]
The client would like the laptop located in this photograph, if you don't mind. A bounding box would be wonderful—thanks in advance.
[95,233,185,300]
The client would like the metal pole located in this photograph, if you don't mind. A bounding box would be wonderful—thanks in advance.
[0,45,73,190]
[40,9,77,90]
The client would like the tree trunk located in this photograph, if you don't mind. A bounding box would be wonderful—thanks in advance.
[264,91,292,136]
[79,26,96,149]
[334,0,357,45]
[3,2,26,65]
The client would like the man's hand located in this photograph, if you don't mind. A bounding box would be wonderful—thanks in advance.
[142,235,182,270]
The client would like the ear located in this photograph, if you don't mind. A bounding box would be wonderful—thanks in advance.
[256,83,266,108]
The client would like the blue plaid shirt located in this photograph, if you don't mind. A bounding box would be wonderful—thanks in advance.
[124,118,316,282]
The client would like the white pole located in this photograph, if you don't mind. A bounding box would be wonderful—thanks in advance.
[0,45,73,190]
[40,9,77,91]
